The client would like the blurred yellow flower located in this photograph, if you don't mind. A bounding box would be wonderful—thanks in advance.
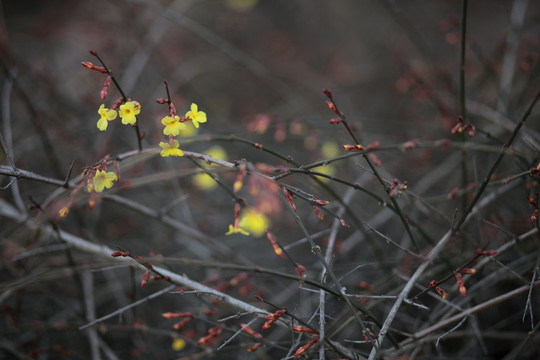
[162,115,186,136]
[239,208,269,237]
[159,140,184,157]
[193,173,217,191]
[185,103,207,128]
[119,101,140,125]
[312,164,336,182]
[92,170,117,192]
[179,121,197,137]
[193,147,227,191]
[322,140,340,158]
[171,338,186,351]
[97,104,117,131]
[206,145,227,162]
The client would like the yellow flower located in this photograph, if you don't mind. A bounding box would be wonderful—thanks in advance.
[97,104,117,131]
[185,103,207,128]
[239,208,269,237]
[192,146,227,190]
[193,173,217,191]
[159,140,184,157]
[312,164,336,182]
[119,101,140,125]
[206,146,227,163]
[322,141,340,158]
[171,338,186,351]
[225,224,250,236]
[92,170,117,192]
[162,115,186,136]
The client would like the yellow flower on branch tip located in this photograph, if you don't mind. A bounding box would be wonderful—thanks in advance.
[92,170,117,192]
[185,103,207,128]
[225,224,250,236]
[97,104,117,131]
[239,208,269,237]
[119,101,140,125]
[159,140,184,157]
[161,115,186,136]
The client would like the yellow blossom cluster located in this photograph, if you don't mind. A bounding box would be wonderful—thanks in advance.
[97,101,140,131]
[159,103,207,157]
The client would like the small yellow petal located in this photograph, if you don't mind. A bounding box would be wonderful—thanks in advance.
[97,118,108,131]
[225,225,250,236]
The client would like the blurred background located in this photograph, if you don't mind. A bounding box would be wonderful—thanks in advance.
[2,0,540,359]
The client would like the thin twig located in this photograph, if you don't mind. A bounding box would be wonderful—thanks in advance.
[79,285,176,331]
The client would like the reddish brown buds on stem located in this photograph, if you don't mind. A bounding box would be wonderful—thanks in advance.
[477,248,497,256]
[111,250,130,257]
[283,188,296,212]
[343,144,364,152]
[81,61,108,74]
[455,273,467,296]
[295,263,307,277]
[241,324,263,339]
[266,231,284,258]
[101,76,111,100]
[141,269,151,287]
[172,318,192,330]
[312,206,324,220]
[262,308,286,330]
[326,101,339,115]
[322,88,333,100]
[293,326,317,334]
[293,335,319,358]
[430,280,447,299]
[162,312,193,319]
[197,327,222,345]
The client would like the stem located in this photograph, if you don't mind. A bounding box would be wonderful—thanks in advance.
[92,52,143,151]
[459,0,469,213]
[454,85,540,231]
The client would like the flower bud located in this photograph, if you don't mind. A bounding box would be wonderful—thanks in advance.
[322,88,333,99]
[141,269,151,287]
[81,61,108,74]
[293,326,317,334]
[343,144,364,152]
[100,76,111,100]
